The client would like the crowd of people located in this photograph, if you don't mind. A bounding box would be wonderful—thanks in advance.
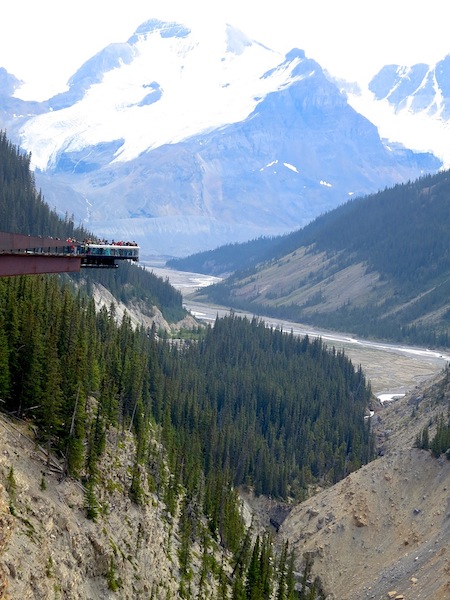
[65,238,139,247]
[83,239,139,247]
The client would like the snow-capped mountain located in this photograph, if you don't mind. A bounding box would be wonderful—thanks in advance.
[20,20,304,170]
[346,55,450,170]
[370,55,450,119]
[0,19,442,257]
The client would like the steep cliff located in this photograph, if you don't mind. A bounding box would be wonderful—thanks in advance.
[281,371,450,600]
[0,418,187,599]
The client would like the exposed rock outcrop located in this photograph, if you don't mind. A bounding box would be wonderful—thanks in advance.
[0,419,186,599]
[281,374,450,600]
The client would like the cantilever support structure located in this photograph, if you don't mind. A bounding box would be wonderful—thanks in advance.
[0,232,81,276]
[0,232,70,252]
[0,254,81,276]
[0,231,139,277]
[0,231,82,276]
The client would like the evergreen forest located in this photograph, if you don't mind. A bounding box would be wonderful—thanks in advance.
[0,130,376,597]
[0,131,185,323]
[189,171,450,347]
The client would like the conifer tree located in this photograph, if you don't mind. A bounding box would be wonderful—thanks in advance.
[246,535,262,599]
[38,325,63,448]
[0,313,10,400]
[276,541,289,600]
[217,559,229,600]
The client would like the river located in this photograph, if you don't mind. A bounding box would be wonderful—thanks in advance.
[143,261,450,400]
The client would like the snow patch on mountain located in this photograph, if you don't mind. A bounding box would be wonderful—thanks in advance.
[345,55,450,168]
[347,88,450,168]
[19,21,307,171]
[259,160,302,175]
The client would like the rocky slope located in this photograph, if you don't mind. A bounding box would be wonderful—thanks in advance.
[213,245,388,317]
[92,281,197,334]
[279,371,450,600]
[0,419,183,599]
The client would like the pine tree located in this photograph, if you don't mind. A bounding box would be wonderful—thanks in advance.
[0,312,10,400]
[84,478,99,521]
[217,559,229,600]
[259,534,274,599]
[276,541,289,600]
[286,548,296,600]
[38,325,63,448]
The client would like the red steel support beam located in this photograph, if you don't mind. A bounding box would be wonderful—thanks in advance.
[0,254,81,276]
[0,231,70,251]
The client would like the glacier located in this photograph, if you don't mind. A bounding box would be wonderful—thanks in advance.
[0,18,443,258]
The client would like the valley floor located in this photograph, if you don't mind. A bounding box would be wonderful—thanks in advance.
[145,262,450,398]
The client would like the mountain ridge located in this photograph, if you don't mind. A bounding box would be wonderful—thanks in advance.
[345,53,450,172]
[0,18,441,257]
[191,168,450,347]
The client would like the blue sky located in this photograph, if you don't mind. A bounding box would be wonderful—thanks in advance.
[2,0,450,100]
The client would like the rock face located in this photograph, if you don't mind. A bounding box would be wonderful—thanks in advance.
[0,490,13,598]
[0,420,182,599]
[91,282,197,334]
[280,374,450,600]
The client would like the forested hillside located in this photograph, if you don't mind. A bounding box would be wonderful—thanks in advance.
[194,170,450,346]
[0,276,374,501]
[0,129,380,597]
[0,131,88,240]
[0,130,185,323]
[167,235,283,276]
[163,314,374,498]
[0,273,372,596]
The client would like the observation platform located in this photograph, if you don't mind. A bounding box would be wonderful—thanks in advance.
[0,232,139,277]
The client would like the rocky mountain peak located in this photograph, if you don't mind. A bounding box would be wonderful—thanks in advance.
[0,18,442,257]
[369,53,450,120]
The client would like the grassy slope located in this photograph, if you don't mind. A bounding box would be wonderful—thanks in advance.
[195,170,450,344]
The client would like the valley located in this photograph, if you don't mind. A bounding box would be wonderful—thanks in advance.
[143,262,450,599]
[145,263,450,399]
[1,38,450,593]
